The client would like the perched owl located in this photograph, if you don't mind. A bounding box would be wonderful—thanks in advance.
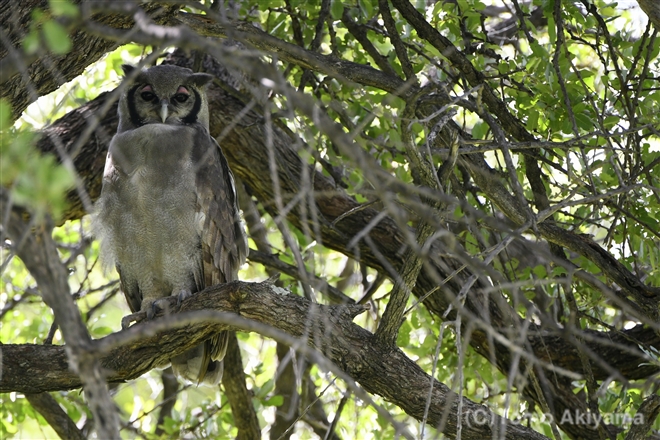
[94,64,247,385]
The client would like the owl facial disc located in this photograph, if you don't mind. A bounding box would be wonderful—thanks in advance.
[117,64,213,132]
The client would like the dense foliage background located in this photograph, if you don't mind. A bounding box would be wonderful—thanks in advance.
[1,0,659,439]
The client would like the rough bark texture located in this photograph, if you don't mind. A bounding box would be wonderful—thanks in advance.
[270,343,299,440]
[1,195,120,438]
[154,367,178,436]
[638,0,660,29]
[0,280,550,440]
[624,394,660,440]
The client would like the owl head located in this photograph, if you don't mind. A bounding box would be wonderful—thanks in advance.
[117,64,214,133]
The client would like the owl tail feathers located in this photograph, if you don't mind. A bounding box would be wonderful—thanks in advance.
[170,332,229,386]
[196,359,224,386]
[170,342,224,386]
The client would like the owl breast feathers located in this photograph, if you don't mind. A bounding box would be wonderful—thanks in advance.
[94,64,247,385]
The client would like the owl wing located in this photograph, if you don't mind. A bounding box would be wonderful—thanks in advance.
[192,129,247,288]
[117,263,141,313]
[192,128,247,368]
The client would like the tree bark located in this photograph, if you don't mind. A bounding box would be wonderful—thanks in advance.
[34,58,658,384]
[25,393,85,440]
[222,332,261,440]
[0,280,551,440]
[638,0,660,29]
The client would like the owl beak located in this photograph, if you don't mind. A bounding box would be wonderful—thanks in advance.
[159,98,169,123]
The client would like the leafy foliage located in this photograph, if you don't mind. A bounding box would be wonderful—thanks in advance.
[1,0,660,439]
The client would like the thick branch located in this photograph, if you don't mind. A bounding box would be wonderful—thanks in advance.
[270,343,299,440]
[1,280,550,440]
[173,13,410,98]
[154,368,178,436]
[638,0,660,29]
[248,249,352,304]
[623,394,660,440]
[462,154,660,321]
[388,0,660,320]
[25,393,85,440]
[12,10,656,437]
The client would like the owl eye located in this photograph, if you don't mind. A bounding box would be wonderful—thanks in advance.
[140,91,156,101]
[173,93,189,103]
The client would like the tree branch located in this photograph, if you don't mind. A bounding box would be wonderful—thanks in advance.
[8,6,656,436]
[270,343,299,440]
[173,13,412,98]
[222,332,261,440]
[623,394,660,440]
[1,280,551,440]
[1,194,120,438]
[25,392,85,440]
[154,367,178,436]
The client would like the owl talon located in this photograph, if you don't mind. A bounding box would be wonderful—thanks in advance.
[177,289,193,305]
[121,311,146,329]
[146,304,156,320]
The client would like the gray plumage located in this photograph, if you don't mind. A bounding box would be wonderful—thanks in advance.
[94,64,247,385]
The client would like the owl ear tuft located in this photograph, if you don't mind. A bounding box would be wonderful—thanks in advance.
[190,73,214,87]
[121,64,136,76]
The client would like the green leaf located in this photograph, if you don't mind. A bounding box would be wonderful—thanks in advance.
[22,30,40,54]
[532,265,547,278]
[263,395,284,406]
[162,416,180,435]
[526,111,539,132]
[574,110,593,131]
[2,129,75,220]
[49,0,79,17]
[0,99,12,130]
[359,0,373,17]
[31,8,45,22]
[330,0,344,20]
[472,121,489,139]
[43,20,71,54]
[547,15,556,43]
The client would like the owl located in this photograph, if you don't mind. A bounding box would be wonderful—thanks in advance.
[94,64,247,385]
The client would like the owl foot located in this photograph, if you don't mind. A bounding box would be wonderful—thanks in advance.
[121,290,191,330]
[143,289,190,320]
[146,297,176,320]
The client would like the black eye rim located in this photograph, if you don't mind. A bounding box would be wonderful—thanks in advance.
[140,91,156,101]
[173,93,189,103]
